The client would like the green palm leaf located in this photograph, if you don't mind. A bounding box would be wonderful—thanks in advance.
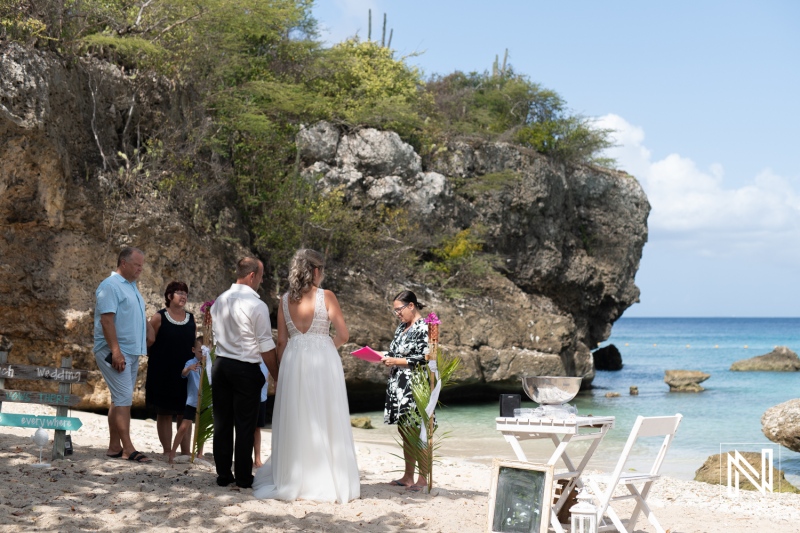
[192,346,215,459]
[392,347,460,490]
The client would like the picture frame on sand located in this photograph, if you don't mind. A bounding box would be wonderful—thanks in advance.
[487,460,554,533]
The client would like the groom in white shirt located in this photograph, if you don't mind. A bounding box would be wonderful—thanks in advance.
[210,257,279,488]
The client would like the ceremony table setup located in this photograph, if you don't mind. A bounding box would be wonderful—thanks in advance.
[492,376,614,533]
[495,413,616,532]
[490,376,683,533]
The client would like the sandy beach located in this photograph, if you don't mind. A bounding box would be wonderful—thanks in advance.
[1,402,799,533]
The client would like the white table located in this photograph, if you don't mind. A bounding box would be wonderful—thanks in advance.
[496,415,615,533]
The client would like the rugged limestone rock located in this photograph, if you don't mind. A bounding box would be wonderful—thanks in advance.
[731,346,800,372]
[694,452,798,493]
[337,272,579,405]
[425,140,647,348]
[1,44,650,411]
[303,124,449,215]
[296,121,340,164]
[594,344,623,371]
[664,370,710,392]
[762,399,800,453]
[0,42,248,409]
[301,123,649,404]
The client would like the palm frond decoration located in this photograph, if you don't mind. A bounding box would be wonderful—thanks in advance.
[192,300,215,462]
[394,345,460,492]
[192,345,215,459]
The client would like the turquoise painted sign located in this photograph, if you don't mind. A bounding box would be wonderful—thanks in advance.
[0,413,82,431]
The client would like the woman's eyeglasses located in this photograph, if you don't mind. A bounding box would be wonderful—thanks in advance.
[392,304,409,315]
[174,291,188,297]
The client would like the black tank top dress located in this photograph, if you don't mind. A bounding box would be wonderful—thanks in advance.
[145,309,196,414]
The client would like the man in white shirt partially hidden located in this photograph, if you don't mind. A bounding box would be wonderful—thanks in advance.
[210,257,279,488]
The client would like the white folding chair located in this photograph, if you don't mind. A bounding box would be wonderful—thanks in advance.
[585,414,682,533]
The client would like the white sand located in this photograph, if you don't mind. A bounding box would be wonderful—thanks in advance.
[1,403,798,532]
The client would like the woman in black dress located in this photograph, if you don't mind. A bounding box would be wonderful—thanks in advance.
[381,290,430,491]
[146,281,196,455]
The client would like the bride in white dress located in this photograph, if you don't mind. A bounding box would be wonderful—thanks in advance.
[253,249,360,503]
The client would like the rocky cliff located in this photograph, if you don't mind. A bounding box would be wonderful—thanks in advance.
[0,43,248,409]
[300,122,649,406]
[0,43,649,411]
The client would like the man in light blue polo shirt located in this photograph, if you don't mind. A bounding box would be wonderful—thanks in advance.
[94,246,155,463]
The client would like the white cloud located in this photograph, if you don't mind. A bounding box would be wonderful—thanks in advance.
[597,114,800,256]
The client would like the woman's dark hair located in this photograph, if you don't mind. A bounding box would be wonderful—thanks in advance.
[165,280,189,307]
[392,290,426,310]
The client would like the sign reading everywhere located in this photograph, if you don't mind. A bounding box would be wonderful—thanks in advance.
[0,413,82,431]
[0,363,88,383]
[0,389,81,407]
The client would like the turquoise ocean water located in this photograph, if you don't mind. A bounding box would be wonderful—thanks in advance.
[356,317,800,485]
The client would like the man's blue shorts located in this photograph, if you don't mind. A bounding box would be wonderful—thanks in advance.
[95,351,140,407]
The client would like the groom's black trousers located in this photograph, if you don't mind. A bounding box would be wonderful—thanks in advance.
[212,356,266,487]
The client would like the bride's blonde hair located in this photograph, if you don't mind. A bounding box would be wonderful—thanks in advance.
[288,249,325,302]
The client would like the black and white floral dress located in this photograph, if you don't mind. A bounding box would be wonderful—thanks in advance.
[383,318,430,426]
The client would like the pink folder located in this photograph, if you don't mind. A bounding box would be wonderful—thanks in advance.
[350,346,384,363]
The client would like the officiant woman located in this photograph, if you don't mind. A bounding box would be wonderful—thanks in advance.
[381,290,430,491]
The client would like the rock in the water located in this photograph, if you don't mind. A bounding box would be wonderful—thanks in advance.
[605,392,620,398]
[351,416,374,429]
[694,451,799,493]
[731,346,800,372]
[664,370,710,392]
[762,399,800,452]
[593,344,623,371]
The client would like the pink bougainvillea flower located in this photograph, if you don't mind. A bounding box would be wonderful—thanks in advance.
[200,300,215,314]
[424,312,441,325]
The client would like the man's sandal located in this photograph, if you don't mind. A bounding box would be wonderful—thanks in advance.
[126,451,152,463]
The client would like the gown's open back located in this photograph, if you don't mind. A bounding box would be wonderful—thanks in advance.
[252,288,360,503]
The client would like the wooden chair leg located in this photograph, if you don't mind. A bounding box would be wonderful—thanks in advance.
[627,481,663,533]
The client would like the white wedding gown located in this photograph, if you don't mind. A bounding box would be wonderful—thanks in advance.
[253,288,360,503]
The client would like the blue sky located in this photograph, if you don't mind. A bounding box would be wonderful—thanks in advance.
[312,1,800,317]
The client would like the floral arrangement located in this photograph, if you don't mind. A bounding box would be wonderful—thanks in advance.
[425,312,440,343]
[200,300,215,328]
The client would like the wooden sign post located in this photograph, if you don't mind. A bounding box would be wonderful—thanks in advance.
[52,357,72,459]
[0,335,11,413]
[0,339,87,460]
